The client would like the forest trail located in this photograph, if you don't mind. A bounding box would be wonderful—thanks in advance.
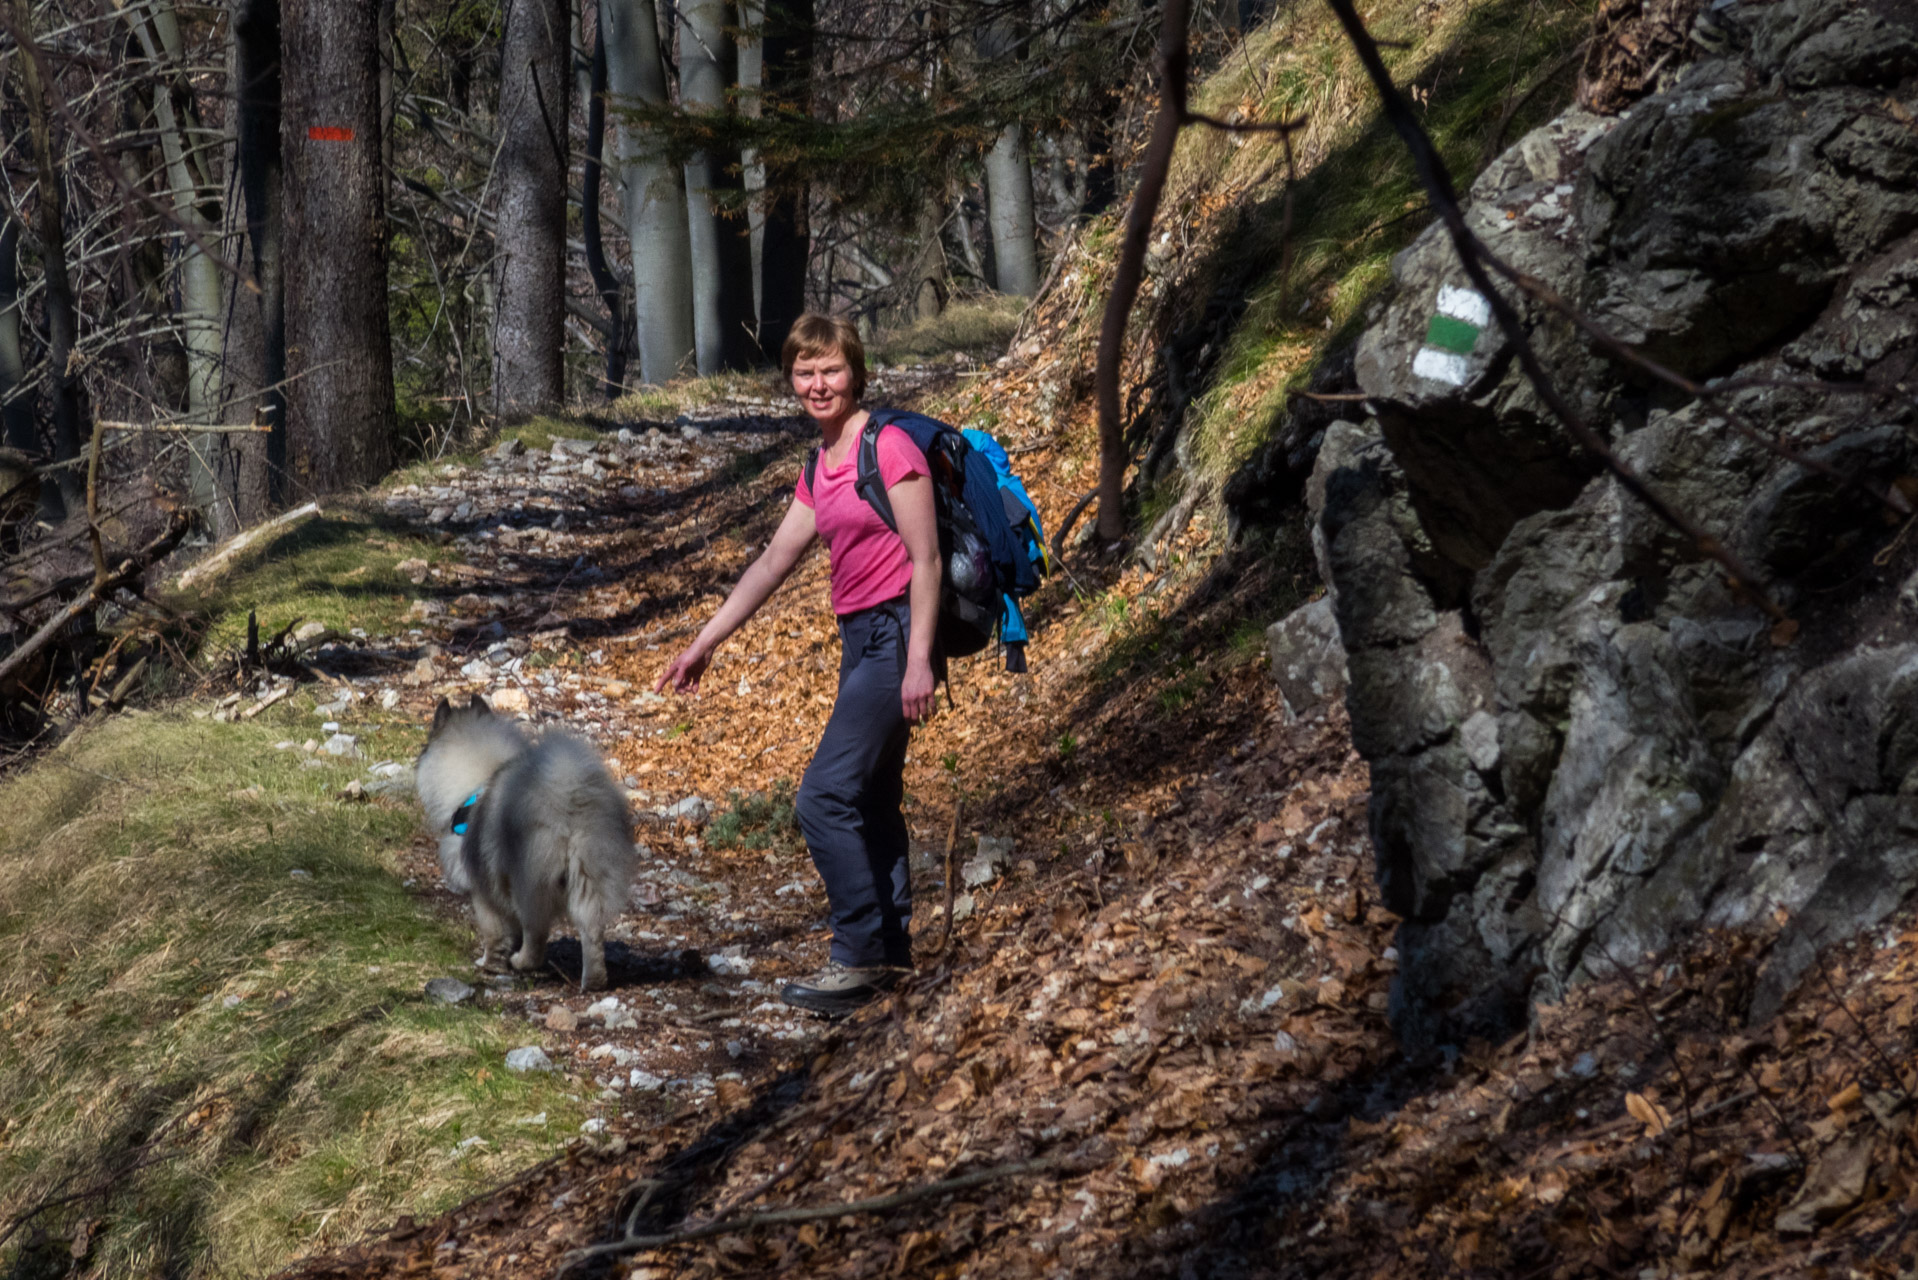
[265,371,1918,1279]
[262,369,1397,1277]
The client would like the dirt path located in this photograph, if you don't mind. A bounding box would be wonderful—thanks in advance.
[268,373,1918,1280]
[267,377,1408,1278]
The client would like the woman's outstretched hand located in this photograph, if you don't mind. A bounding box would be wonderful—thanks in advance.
[902,656,936,724]
[656,645,711,695]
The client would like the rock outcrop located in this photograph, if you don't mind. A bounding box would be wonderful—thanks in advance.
[1321,0,1918,1044]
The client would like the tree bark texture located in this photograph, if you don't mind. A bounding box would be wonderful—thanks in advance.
[0,218,36,459]
[282,0,395,494]
[680,0,758,372]
[230,0,285,515]
[984,123,1040,297]
[582,9,633,395]
[737,0,765,323]
[1093,0,1187,542]
[494,0,571,410]
[126,0,232,528]
[755,0,811,361]
[13,2,85,514]
[604,0,694,384]
[909,190,949,321]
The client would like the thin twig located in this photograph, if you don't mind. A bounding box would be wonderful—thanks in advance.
[936,797,964,955]
[1181,109,1307,135]
[561,1155,1074,1270]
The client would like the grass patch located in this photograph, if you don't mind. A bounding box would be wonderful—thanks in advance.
[168,508,443,660]
[610,372,788,422]
[497,414,602,453]
[868,295,1027,366]
[0,711,589,1277]
[705,780,802,855]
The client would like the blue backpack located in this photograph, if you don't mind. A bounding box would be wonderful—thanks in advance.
[804,408,1049,671]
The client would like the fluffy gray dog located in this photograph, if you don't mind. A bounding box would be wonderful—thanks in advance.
[416,696,635,990]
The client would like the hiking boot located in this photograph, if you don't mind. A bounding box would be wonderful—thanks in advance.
[779,962,907,1017]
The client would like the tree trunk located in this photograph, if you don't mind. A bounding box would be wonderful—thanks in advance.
[1093,0,1188,542]
[582,7,632,395]
[126,0,233,530]
[232,0,285,514]
[909,191,948,322]
[12,3,84,515]
[494,0,571,411]
[737,0,765,325]
[680,0,758,372]
[379,0,395,177]
[604,0,694,384]
[984,123,1040,296]
[756,0,811,361]
[282,0,395,493]
[573,0,595,114]
[0,218,37,460]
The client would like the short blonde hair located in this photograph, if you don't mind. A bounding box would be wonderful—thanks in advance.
[781,313,867,402]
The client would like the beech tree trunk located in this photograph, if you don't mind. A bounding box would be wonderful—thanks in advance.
[604,0,694,383]
[756,0,812,361]
[282,0,395,493]
[494,0,570,410]
[582,8,632,395]
[984,123,1040,297]
[230,0,284,513]
[126,0,233,529]
[680,0,758,372]
[738,0,765,323]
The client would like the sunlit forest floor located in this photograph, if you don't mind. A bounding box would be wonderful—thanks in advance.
[4,365,1916,1277]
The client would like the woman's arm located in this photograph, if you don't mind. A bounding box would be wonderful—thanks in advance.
[888,472,941,722]
[656,498,817,694]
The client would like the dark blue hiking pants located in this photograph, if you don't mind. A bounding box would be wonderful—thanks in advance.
[795,597,914,969]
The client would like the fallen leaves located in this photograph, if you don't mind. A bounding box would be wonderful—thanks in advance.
[1626,1090,1673,1139]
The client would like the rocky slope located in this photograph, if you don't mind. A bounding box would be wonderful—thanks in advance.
[1308,0,1918,1044]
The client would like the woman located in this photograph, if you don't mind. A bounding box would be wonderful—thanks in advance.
[655,314,940,1015]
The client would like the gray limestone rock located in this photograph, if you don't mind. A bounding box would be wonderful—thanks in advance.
[1325,0,1918,1045]
[1265,597,1348,719]
[504,1046,554,1073]
[425,977,477,1005]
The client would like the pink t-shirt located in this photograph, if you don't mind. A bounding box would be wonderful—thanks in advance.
[796,423,930,615]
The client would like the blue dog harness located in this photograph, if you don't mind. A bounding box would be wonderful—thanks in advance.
[450,789,483,836]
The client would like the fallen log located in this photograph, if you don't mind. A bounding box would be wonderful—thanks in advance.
[176,501,322,591]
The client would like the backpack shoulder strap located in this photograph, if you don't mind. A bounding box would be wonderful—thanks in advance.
[803,444,821,499]
[852,413,898,533]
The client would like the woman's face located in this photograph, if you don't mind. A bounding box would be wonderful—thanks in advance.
[790,347,857,426]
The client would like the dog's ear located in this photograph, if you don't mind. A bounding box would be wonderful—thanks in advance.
[430,697,454,733]
[471,695,493,717]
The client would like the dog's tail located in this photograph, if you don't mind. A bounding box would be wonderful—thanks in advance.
[560,798,638,934]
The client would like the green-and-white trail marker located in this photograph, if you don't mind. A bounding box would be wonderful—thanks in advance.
[1412,285,1490,386]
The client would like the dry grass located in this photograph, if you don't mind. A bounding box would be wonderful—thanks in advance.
[868,294,1027,366]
